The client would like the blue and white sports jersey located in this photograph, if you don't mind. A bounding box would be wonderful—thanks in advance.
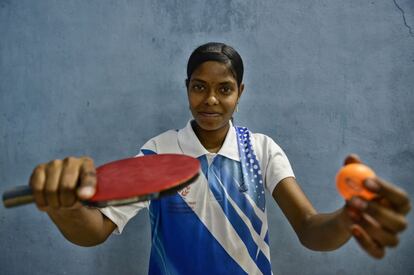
[100,120,295,275]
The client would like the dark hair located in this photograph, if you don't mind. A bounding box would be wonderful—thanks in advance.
[186,42,244,87]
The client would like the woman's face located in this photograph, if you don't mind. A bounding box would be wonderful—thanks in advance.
[187,61,244,132]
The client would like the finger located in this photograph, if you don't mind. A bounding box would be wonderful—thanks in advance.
[344,154,362,166]
[77,157,96,200]
[364,177,411,214]
[349,196,408,233]
[59,157,81,207]
[357,213,399,247]
[345,200,363,223]
[351,224,385,259]
[365,200,408,233]
[44,159,63,208]
[30,164,47,209]
[374,197,392,208]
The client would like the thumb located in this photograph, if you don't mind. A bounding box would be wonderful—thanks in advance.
[343,154,362,166]
[77,157,97,200]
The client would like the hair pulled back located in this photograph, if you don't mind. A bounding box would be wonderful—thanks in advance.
[186,42,244,87]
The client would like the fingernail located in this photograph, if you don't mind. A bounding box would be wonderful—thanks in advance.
[79,187,95,198]
[350,196,368,210]
[364,179,380,192]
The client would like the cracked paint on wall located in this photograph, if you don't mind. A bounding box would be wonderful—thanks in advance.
[393,0,414,36]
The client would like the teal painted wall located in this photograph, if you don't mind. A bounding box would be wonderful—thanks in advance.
[1,1,413,274]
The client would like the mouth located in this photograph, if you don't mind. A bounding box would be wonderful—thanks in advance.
[198,112,221,117]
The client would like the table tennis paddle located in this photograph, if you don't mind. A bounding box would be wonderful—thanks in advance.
[3,154,200,208]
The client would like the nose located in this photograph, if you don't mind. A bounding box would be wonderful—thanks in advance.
[205,90,219,106]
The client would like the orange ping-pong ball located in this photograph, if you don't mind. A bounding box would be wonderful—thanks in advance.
[336,163,376,200]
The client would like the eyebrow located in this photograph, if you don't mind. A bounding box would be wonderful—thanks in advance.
[191,78,207,84]
[191,78,236,85]
[218,81,235,86]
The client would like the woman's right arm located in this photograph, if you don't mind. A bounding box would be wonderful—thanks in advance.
[30,156,116,247]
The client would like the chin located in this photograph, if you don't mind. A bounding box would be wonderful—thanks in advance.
[193,117,229,132]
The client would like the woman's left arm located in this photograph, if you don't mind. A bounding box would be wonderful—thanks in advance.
[273,157,411,258]
[273,177,353,251]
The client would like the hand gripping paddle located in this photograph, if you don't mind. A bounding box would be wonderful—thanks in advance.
[3,154,200,208]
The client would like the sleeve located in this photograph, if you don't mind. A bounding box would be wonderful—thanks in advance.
[253,134,295,194]
[99,202,149,234]
[98,139,157,234]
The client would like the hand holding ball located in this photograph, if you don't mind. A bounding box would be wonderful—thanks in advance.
[336,163,376,200]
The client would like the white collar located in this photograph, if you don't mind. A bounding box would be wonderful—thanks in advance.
[177,120,240,162]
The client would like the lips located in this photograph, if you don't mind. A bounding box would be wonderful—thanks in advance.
[198,112,221,117]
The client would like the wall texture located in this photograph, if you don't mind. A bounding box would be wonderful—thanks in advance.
[1,0,413,274]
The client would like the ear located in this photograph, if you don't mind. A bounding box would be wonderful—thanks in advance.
[238,83,245,99]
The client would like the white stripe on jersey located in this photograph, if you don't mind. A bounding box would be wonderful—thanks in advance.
[212,169,271,261]
[180,175,263,275]
[232,175,267,222]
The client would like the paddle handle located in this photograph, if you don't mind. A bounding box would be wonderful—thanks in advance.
[3,185,34,208]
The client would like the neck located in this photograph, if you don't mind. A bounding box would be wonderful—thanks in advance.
[192,121,230,153]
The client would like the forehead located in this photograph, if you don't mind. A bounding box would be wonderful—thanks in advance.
[190,61,236,83]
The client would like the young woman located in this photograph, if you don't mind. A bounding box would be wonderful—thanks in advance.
[30,42,411,275]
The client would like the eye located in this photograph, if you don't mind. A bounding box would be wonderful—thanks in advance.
[191,84,205,92]
[219,86,233,94]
